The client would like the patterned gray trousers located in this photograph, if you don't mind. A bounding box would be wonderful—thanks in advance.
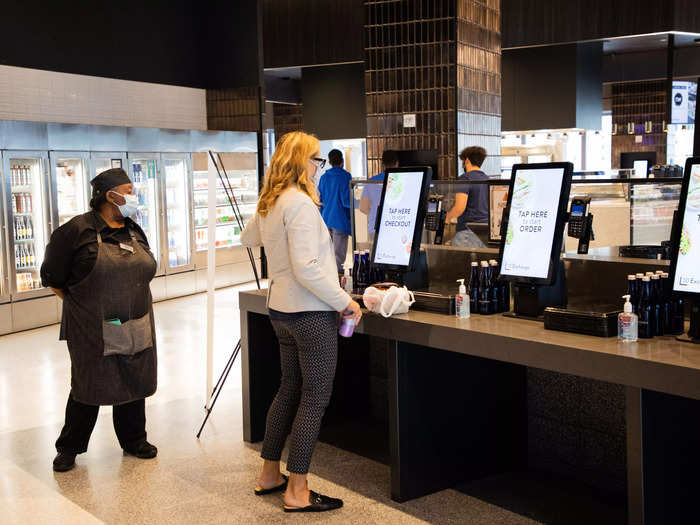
[261,310,338,474]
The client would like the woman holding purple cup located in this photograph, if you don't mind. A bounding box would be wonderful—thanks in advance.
[241,131,361,513]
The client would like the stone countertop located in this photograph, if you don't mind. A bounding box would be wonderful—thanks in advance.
[240,289,700,401]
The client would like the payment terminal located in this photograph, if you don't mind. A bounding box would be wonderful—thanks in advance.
[567,196,594,254]
[424,194,446,244]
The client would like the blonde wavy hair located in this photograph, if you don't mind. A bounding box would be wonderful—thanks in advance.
[257,131,320,216]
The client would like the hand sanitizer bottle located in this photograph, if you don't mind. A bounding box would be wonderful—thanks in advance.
[456,279,470,319]
[618,294,638,342]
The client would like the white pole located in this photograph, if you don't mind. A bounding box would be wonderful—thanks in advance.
[205,153,217,408]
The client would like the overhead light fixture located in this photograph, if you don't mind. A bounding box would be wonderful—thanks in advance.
[627,122,635,134]
[612,123,618,135]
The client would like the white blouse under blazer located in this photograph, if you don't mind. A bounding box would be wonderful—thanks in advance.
[241,187,351,313]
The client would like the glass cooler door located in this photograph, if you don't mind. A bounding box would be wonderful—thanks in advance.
[90,152,127,180]
[0,153,8,303]
[192,152,258,251]
[128,155,162,274]
[162,153,193,273]
[3,152,51,299]
[50,152,89,228]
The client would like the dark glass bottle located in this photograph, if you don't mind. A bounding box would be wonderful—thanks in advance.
[469,262,479,314]
[651,275,663,336]
[352,251,360,290]
[478,261,492,315]
[626,275,638,314]
[489,261,500,313]
[660,272,672,333]
[637,277,654,339]
[361,251,370,288]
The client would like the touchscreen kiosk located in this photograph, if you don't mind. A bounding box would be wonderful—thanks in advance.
[668,156,700,343]
[498,162,573,318]
[371,167,432,285]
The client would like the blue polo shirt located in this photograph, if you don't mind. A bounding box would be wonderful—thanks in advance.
[456,169,489,231]
[318,166,352,235]
[360,172,385,234]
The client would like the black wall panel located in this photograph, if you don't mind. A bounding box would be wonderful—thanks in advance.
[263,0,364,69]
[502,0,700,49]
[302,63,366,140]
[0,0,262,89]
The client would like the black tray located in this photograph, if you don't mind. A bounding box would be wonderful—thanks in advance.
[544,307,621,337]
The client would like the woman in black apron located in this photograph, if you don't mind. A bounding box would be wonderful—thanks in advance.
[41,168,158,472]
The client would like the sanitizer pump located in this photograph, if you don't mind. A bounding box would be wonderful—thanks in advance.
[618,294,638,342]
[456,279,470,319]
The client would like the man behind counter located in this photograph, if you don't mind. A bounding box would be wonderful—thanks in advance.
[445,146,489,247]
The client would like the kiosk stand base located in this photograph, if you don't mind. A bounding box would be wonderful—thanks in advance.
[503,260,567,321]
[676,300,700,344]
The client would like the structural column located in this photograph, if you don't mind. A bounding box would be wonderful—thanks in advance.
[364,0,501,180]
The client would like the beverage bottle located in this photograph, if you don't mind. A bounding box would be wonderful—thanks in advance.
[650,274,663,336]
[10,165,15,185]
[15,245,20,268]
[26,216,33,239]
[12,193,17,213]
[637,276,654,339]
[469,261,479,314]
[618,295,638,342]
[670,293,685,335]
[29,245,35,266]
[352,251,360,289]
[20,245,26,268]
[660,272,672,333]
[356,251,366,289]
[23,165,28,185]
[478,261,491,315]
[489,260,500,313]
[362,251,371,285]
[626,274,638,313]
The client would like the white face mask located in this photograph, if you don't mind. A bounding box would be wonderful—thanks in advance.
[110,191,139,218]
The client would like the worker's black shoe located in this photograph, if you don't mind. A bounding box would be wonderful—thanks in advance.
[123,441,158,459]
[53,452,76,472]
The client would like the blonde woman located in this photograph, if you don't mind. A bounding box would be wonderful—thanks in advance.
[242,131,362,513]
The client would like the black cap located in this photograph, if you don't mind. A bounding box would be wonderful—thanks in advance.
[90,168,131,198]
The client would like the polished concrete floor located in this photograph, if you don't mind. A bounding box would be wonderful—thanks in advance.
[0,283,624,524]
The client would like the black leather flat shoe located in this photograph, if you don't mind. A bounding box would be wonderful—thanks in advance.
[283,490,343,513]
[123,441,158,459]
[53,452,76,472]
[254,474,289,496]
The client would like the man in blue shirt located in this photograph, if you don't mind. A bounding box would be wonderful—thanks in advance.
[445,146,489,247]
[318,149,352,275]
[359,150,399,244]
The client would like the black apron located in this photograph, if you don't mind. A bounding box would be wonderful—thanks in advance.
[60,219,158,406]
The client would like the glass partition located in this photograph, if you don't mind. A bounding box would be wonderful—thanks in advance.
[351,177,683,256]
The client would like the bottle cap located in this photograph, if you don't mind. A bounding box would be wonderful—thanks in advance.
[628,274,636,280]
[642,276,650,281]
[456,278,466,294]
[645,272,654,276]
[471,261,478,266]
[353,250,359,254]
[622,294,633,313]
[651,274,660,280]
[661,272,669,278]
[480,260,489,267]
[489,260,498,266]
[655,270,664,274]
[636,273,644,278]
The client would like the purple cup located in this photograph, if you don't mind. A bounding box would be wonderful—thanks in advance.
[339,316,355,338]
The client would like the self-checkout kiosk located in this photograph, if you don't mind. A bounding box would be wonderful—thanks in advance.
[497,162,573,318]
[668,156,700,343]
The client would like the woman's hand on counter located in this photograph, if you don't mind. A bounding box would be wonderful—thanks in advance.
[342,300,363,326]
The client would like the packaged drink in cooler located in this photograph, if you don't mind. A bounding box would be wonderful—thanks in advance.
[478,261,492,315]
[30,245,36,266]
[26,216,33,239]
[637,276,654,339]
[15,246,20,268]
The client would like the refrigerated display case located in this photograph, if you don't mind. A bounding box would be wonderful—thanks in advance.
[3,151,50,299]
[192,152,258,251]
[49,151,89,227]
[0,153,9,305]
[162,153,193,273]
[128,155,162,273]
[90,152,127,180]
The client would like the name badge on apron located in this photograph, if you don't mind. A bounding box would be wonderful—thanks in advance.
[119,242,134,253]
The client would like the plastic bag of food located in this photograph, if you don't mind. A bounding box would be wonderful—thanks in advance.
[362,286,415,318]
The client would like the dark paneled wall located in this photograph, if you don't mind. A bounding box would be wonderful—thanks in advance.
[0,0,262,90]
[302,63,366,140]
[603,47,700,83]
[502,0,700,49]
[273,104,305,141]
[263,0,364,68]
